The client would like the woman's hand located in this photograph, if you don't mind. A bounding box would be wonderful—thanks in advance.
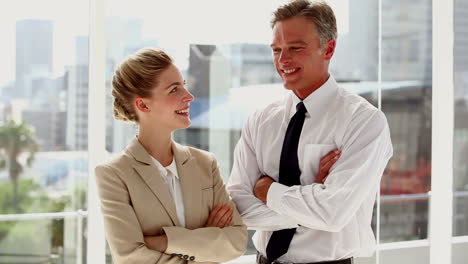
[316,149,341,184]
[144,235,168,252]
[205,204,233,228]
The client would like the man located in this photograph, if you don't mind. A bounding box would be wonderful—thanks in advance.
[227,1,393,264]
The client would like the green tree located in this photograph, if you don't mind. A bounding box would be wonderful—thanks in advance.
[0,120,38,212]
[0,179,69,255]
[0,179,42,239]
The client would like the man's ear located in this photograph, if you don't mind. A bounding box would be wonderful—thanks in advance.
[323,39,336,60]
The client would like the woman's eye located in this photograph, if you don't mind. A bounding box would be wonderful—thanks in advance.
[170,87,177,93]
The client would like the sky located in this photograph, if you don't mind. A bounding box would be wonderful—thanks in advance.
[0,0,347,87]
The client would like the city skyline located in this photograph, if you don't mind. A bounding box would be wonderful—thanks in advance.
[0,0,348,87]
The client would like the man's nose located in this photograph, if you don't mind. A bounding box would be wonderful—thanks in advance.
[278,50,292,64]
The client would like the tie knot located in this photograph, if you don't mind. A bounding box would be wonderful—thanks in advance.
[296,102,307,115]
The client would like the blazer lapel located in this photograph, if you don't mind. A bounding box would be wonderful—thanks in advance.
[126,138,181,227]
[172,142,202,229]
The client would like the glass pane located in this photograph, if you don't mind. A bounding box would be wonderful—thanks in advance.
[453,0,468,262]
[173,43,281,179]
[0,0,89,262]
[380,197,428,242]
[0,0,89,213]
[380,0,432,244]
[0,217,86,263]
[453,0,468,237]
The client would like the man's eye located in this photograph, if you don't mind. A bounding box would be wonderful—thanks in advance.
[291,47,303,51]
[272,49,281,54]
[170,87,177,93]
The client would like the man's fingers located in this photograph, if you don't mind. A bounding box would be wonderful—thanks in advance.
[319,150,337,166]
[318,159,337,183]
[316,171,326,184]
[319,149,341,166]
[321,153,340,173]
[316,150,341,184]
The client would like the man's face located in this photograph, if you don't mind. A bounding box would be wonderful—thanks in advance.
[271,16,335,99]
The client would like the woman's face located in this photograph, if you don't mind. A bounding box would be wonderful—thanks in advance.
[137,64,194,132]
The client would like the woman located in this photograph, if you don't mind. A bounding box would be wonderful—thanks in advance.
[95,48,248,264]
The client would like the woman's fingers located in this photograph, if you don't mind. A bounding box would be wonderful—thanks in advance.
[205,204,232,227]
[205,204,223,227]
[223,215,233,228]
[212,205,232,227]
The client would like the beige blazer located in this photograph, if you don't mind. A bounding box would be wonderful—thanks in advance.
[95,138,247,264]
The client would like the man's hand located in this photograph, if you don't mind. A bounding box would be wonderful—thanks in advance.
[144,235,168,252]
[205,204,233,228]
[254,176,276,203]
[316,149,341,184]
[252,150,339,204]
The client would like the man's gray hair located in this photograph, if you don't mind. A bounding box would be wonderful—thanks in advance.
[271,0,338,47]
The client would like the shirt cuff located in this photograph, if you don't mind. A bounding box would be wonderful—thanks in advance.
[265,182,300,228]
[266,182,289,213]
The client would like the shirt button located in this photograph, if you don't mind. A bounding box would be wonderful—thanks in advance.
[189,256,195,261]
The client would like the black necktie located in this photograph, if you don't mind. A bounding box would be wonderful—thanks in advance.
[266,102,307,262]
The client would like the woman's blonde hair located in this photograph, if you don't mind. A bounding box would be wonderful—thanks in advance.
[112,47,173,122]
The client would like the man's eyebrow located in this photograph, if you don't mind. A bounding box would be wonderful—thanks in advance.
[270,41,308,47]
[287,41,307,45]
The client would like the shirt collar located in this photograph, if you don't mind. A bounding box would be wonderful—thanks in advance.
[165,159,179,179]
[289,73,339,119]
[150,156,179,179]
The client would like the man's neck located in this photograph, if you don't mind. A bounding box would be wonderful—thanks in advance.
[293,73,330,100]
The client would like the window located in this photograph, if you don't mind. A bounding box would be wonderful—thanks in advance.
[0,0,89,262]
[1,0,467,263]
[380,0,432,245]
[453,0,468,239]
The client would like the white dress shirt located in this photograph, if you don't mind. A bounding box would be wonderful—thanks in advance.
[227,74,393,263]
[151,157,186,227]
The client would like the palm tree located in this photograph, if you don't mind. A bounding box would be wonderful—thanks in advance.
[0,120,38,212]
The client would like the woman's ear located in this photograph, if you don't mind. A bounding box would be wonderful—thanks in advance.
[135,98,150,113]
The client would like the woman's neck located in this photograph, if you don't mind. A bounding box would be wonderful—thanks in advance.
[137,127,173,167]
